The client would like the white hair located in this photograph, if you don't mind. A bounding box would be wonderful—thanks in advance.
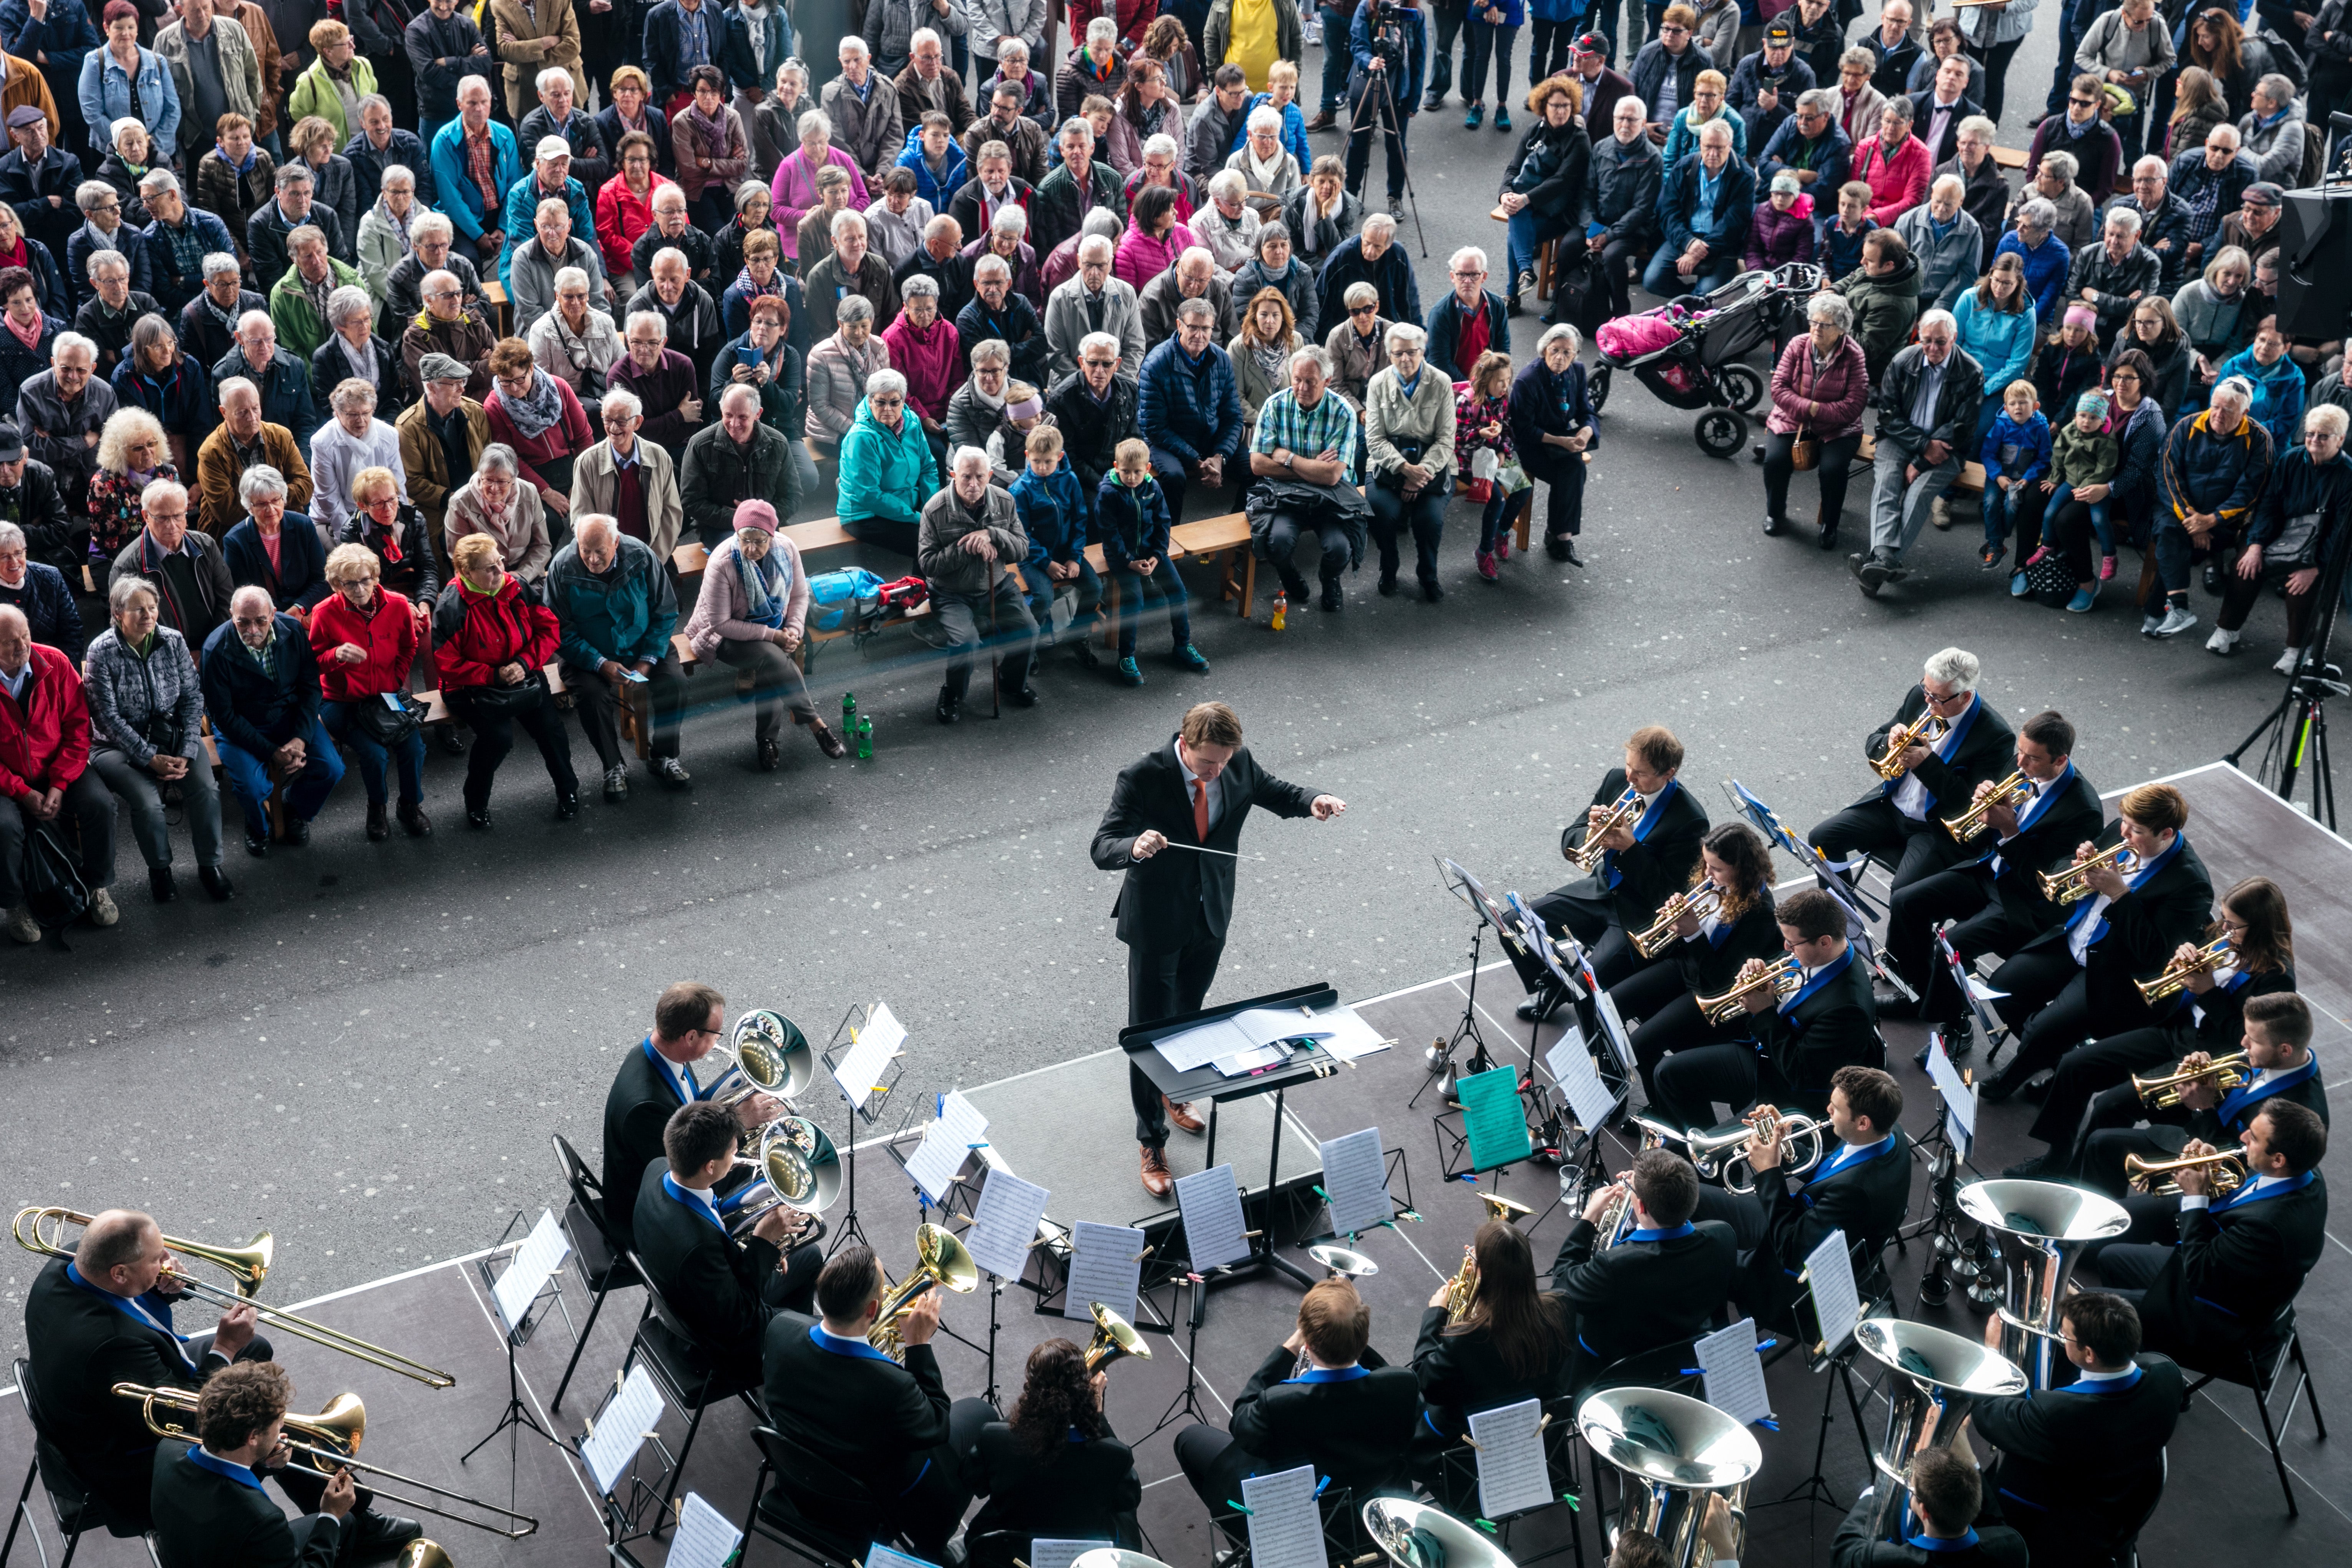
[798,109,834,142]
[1077,234,1114,264]
[720,383,760,413]
[51,332,96,363]
[1923,647,1980,692]
[1363,212,1398,237]
[380,163,416,191]
[1917,307,1957,335]
[2308,403,2350,439]
[2212,375,2256,406]
[412,211,454,242]
[866,368,909,399]
[1383,322,1427,352]
[1086,15,1116,43]
[1247,106,1282,134]
[911,26,940,48]
[950,444,991,472]
[990,205,1027,237]
[601,387,642,420]
[839,33,869,57]
[831,208,868,239]
[553,264,590,294]
[1207,169,1246,200]
[1143,133,1179,159]
[1449,245,1487,274]
[1290,344,1332,378]
[625,309,667,337]
[2105,206,2142,235]
[201,251,240,281]
[974,253,1012,280]
[536,65,571,94]
[1077,330,1120,358]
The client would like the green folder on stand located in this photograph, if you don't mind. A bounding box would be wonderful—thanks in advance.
[1458,1064,1531,1172]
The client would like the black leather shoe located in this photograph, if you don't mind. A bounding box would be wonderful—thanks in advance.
[244,831,269,858]
[1377,573,1398,596]
[366,803,389,840]
[466,807,493,830]
[148,867,176,902]
[1515,987,1564,1023]
[1980,1067,2028,1104]
[756,736,782,770]
[936,686,962,724]
[1421,578,1445,603]
[284,816,309,846]
[1003,681,1041,708]
[199,865,234,900]
[2002,1154,2056,1180]
[436,726,468,756]
[345,1512,425,1555]
[1763,514,1788,536]
[1065,637,1100,668]
[556,792,580,821]
[1819,524,1839,550]
[1320,582,1343,611]
[398,801,431,836]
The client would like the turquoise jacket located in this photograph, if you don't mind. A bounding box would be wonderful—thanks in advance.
[837,397,937,525]
[2214,346,2306,452]
[1951,290,2037,401]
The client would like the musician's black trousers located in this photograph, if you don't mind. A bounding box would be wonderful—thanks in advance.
[1884,865,2023,1027]
[2025,1026,2184,1165]
[2079,1092,2193,1198]
[1127,935,1223,1146]
[1177,1423,1277,1544]
[1808,797,1957,898]
[1612,957,1747,1108]
[1651,1046,1807,1134]
[1987,955,2096,1082]
[1523,883,1636,991]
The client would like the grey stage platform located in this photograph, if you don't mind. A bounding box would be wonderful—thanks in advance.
[4,764,2345,1565]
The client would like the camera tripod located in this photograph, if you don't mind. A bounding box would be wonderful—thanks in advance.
[1346,35,1429,256]
[2226,515,2352,828]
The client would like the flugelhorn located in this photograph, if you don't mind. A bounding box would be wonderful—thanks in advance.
[2037,842,2134,906]
[2125,1147,2248,1197]
[16,1208,454,1389]
[1869,712,1946,780]
[869,1222,979,1362]
[1083,1301,1152,1372]
[1715,1106,1826,1195]
[1633,883,1724,959]
[1942,771,2030,843]
[2134,936,2235,1004]
[113,1384,534,1537]
[1697,956,1803,1024]
[1566,787,1644,872]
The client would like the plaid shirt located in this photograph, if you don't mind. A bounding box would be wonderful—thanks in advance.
[463,126,500,220]
[1250,388,1360,485]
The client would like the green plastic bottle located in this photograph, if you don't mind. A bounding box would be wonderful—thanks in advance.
[842,691,857,732]
[856,715,874,759]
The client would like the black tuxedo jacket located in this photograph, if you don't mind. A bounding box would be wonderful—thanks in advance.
[1905,89,1985,164]
[1091,738,1316,951]
[632,1162,783,1385]
[1410,1303,1575,1437]
[2168,963,2299,1069]
[1665,892,1783,998]
[1971,1354,2182,1553]
[1226,1344,1422,1492]
[150,1442,339,1568]
[1743,1129,1914,1324]
[1830,1487,2029,1568]
[25,1256,234,1521]
[1560,768,1709,930]
[2141,1174,2328,1358]
[2186,1039,2329,1146]
[2020,827,2214,1024]
[962,1418,1142,1541]
[1751,951,1884,1107]
[762,1309,952,1505]
[1975,766,2103,936]
[1549,1219,1736,1369]
[602,1038,695,1252]
[1849,688,2015,817]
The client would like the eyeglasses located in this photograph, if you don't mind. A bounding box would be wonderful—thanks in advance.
[425,288,458,300]
[1081,356,1117,368]
[2070,95,2098,106]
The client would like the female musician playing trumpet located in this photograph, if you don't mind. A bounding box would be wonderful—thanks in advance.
[2007,877,2295,1180]
[1609,824,1783,1112]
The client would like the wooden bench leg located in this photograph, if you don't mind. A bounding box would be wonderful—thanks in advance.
[1536,237,1554,303]
[1100,571,1123,651]
[624,685,650,761]
[1514,489,1532,556]
[266,784,291,844]
[1236,552,1255,621]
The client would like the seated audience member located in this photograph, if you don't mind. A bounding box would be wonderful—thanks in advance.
[804,209,901,349]
[264,227,361,365]
[1248,344,1363,610]
[898,212,977,325]
[1139,245,1238,349]
[882,272,961,454]
[221,466,327,615]
[73,251,158,381]
[0,425,78,578]
[86,573,227,902]
[2068,206,2161,346]
[631,184,720,287]
[306,378,406,545]
[1008,424,1100,666]
[1174,1277,1420,1541]
[111,317,212,478]
[201,582,345,855]
[866,170,933,273]
[428,77,521,267]
[1830,1445,2028,1567]
[0,600,116,937]
[0,517,82,660]
[1194,170,1262,277]
[1892,177,1980,312]
[1362,323,1459,602]
[954,1337,1143,1556]
[795,164,858,275]
[334,465,439,615]
[1095,432,1206,685]
[551,514,693,796]
[528,267,626,398]
[957,251,1046,386]
[483,336,594,526]
[1115,182,1198,294]
[962,206,1044,315]
[1830,228,1922,384]
[1137,298,1243,522]
[382,213,486,334]
[508,197,612,338]
[570,388,685,562]
[86,405,174,571]
[682,498,845,769]
[194,377,313,540]
[1550,1149,1737,1385]
[712,296,810,466]
[446,444,553,582]
[1413,1220,1572,1454]
[309,539,431,842]
[110,476,234,649]
[613,308,709,461]
[919,446,1040,723]
[354,167,424,316]
[1232,222,1318,350]
[180,253,263,375]
[431,530,577,825]
[804,293,886,460]
[21,330,115,520]
[137,172,234,317]
[681,383,799,548]
[395,355,489,558]
[943,338,1017,464]
[761,1243,970,1557]
[1645,120,1755,297]
[838,370,937,554]
[721,228,796,340]
[2209,404,2352,668]
[398,268,497,401]
[597,131,674,284]
[1047,330,1139,497]
[1612,823,1783,1105]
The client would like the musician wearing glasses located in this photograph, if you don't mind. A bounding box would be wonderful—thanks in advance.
[1650,889,1883,1134]
[1514,724,1708,1020]
[954,1339,1143,1560]
[1960,1293,2175,1567]
[1549,1150,1735,1389]
[633,1101,823,1395]
[1878,709,2100,1058]
[1981,782,2212,1104]
[149,1362,360,1568]
[1410,1221,1573,1465]
[600,981,783,1252]
[1808,648,2014,899]
[763,1244,972,1558]
[1612,823,1782,1111]
[1831,1446,2027,1568]
[2013,878,2296,1181]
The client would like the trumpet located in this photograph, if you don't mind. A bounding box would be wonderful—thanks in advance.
[1942,771,2030,843]
[2037,843,2134,906]
[2132,1050,2251,1110]
[1633,883,1724,959]
[869,1223,980,1362]
[15,1208,455,1389]
[113,1383,535,1538]
[1083,1301,1152,1372]
[2134,936,2236,1004]
[1869,712,1946,780]
[2125,1148,2248,1197]
[1697,956,1803,1024]
[1566,787,1644,873]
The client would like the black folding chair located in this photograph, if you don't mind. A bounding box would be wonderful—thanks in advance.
[2,1359,158,1568]
[740,1424,894,1568]
[548,1132,642,1414]
[620,1252,764,1535]
[2176,1304,2326,1516]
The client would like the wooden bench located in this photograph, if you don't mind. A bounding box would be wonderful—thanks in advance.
[1992,145,2029,171]
[1856,433,1986,495]
[481,278,511,339]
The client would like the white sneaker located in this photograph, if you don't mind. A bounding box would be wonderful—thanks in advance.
[2275,646,2305,675]
[2205,626,2241,655]
[3,904,38,942]
[1304,12,1321,42]
[2153,605,2199,638]
[86,887,118,927]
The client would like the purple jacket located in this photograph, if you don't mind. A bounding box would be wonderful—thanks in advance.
[1744,194,1816,273]
[1766,331,1870,440]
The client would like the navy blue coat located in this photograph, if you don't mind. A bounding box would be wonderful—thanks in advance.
[222,514,330,612]
[109,354,213,446]
[139,207,235,315]
[64,220,151,309]
[1095,470,1174,569]
[199,612,323,755]
[0,557,81,660]
[1315,235,1421,344]
[342,128,437,213]
[1658,152,1757,258]
[642,0,730,106]
[1424,289,1509,382]
[1137,337,1242,466]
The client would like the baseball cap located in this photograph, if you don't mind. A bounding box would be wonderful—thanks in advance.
[0,421,23,463]
[535,135,572,162]
[1572,32,1608,56]
[1764,20,1795,43]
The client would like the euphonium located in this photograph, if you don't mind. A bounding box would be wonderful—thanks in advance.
[1362,1498,1523,1568]
[1566,787,1644,873]
[2037,843,2135,906]
[2132,1050,2251,1110]
[2125,1148,2248,1197]
[1942,771,2030,843]
[1477,1191,1534,1227]
[713,1010,815,1149]
[868,1223,980,1362]
[2134,936,2236,1004]
[1957,1180,2130,1389]
[1633,883,1725,960]
[1697,956,1803,1025]
[1578,1387,1760,1568]
[1869,712,1946,781]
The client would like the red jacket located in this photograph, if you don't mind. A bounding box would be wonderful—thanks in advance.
[431,574,561,691]
[308,587,421,701]
[485,377,596,504]
[1851,131,1931,227]
[1068,0,1156,48]
[0,644,92,796]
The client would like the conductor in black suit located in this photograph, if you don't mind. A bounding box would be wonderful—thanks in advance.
[600,981,784,1253]
[150,1362,353,1568]
[1090,701,1347,1197]
[1176,1276,1422,1542]
[1830,1447,2027,1568]
[1515,724,1708,1019]
[1808,647,2015,900]
[1549,1149,1737,1386]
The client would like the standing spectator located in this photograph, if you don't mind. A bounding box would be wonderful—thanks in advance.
[678,380,796,545]
[194,371,311,537]
[569,386,683,559]
[548,512,692,795]
[2075,0,2170,162]
[310,537,430,838]
[1058,17,1128,121]
[1906,52,1979,166]
[1853,310,1983,595]
[682,496,846,762]
[1460,0,1525,129]
[202,578,345,853]
[612,306,707,458]
[834,368,933,551]
[111,314,209,476]
[85,572,229,900]
[138,171,232,316]
[427,76,521,268]
[306,376,404,543]
[1952,0,2036,121]
[1344,0,1425,209]
[2,0,96,167]
[1863,0,1921,96]
[0,600,116,938]
[2148,375,2270,637]
[599,64,674,181]
[76,2,179,163]
[823,36,902,182]
[1634,7,1709,143]
[431,529,578,827]
[725,8,796,172]
[19,329,110,518]
[394,351,486,550]
[1761,293,1869,546]
[220,462,327,612]
[1362,321,1456,600]
[404,0,489,146]
[488,0,583,123]
[893,26,974,134]
[445,442,551,579]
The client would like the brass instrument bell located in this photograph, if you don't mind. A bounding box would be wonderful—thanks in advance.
[2124,1148,2248,1197]
[1083,1301,1153,1372]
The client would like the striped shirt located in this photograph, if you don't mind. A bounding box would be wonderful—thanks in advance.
[1250,388,1360,485]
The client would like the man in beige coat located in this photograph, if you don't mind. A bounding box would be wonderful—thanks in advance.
[488,0,585,122]
[569,386,683,562]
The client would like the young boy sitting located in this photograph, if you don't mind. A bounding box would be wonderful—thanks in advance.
[1008,425,1101,666]
[1096,437,1210,686]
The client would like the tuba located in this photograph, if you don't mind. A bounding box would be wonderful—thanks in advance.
[1567,787,1645,873]
[1083,1301,1153,1372]
[1941,771,2030,843]
[1633,884,1725,960]
[724,1116,842,1235]
[1869,712,1946,781]
[397,1547,453,1568]
[2133,937,2236,1005]
[868,1223,980,1362]
[1578,1387,1760,1568]
[1307,1241,1380,1277]
[2036,843,2134,907]
[1957,1180,2130,1389]
[713,1010,816,1147]
[1851,1319,2028,1543]
[1362,1497,1523,1568]
[2131,1050,2250,1110]
[2125,1147,2248,1197]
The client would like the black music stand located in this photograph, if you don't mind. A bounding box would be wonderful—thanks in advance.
[1416,857,1522,1111]
[464,1211,563,1465]
[1909,1029,1982,1309]
[821,1000,913,1255]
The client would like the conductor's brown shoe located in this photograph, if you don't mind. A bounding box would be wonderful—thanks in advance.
[1140,1144,1173,1198]
[1164,1096,1206,1134]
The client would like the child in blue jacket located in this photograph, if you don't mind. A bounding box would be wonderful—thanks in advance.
[896,113,969,211]
[1978,378,2052,570]
[1009,426,1102,664]
[1095,438,1210,685]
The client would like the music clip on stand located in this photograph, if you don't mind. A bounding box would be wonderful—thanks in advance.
[821,1000,912,1254]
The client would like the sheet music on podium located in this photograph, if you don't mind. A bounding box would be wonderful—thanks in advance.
[1152,1004,1385,1073]
[1591,989,1636,1073]
[1175,1164,1252,1271]
[491,1208,570,1335]
[1240,1465,1324,1568]
[1318,1127,1391,1237]
[1802,1229,1862,1353]
[580,1364,665,1496]
[662,1492,743,1568]
[1695,1318,1774,1427]
[833,1001,905,1111]
[1030,1541,1113,1568]
[1458,1065,1531,1171]
[906,1091,989,1202]
[1926,1035,1978,1156]
[1467,1398,1553,1519]
[1544,1029,1617,1135]
[1064,1221,1145,1322]
[965,1169,1052,1281]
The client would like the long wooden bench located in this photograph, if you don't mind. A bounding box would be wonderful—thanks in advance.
[1855,433,1987,495]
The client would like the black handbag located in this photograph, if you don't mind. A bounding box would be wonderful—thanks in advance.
[2266,512,2327,572]
[456,671,549,722]
[352,690,427,748]
[18,820,86,935]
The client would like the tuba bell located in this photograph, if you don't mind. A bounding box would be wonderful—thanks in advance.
[723,1116,842,1234]
[1362,1497,1524,1568]
[868,1222,980,1362]
[1851,1319,2028,1542]
[1478,1191,1534,1226]
[1083,1301,1153,1372]
[1577,1387,1760,1568]
[1957,1179,2130,1389]
[1306,1241,1380,1277]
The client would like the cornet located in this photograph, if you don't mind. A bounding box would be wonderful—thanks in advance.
[2125,1148,2248,1197]
[1869,712,1946,780]
[2133,936,2234,1004]
[1633,883,1724,959]
[2132,1050,2250,1110]
[1942,771,2030,843]
[1566,787,1644,872]
[1697,956,1803,1024]
[2037,843,2134,906]
[1715,1106,1826,1194]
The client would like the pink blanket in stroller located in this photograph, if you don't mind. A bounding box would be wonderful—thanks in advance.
[1596,312,1687,360]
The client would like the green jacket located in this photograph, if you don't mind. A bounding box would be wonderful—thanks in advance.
[2050,420,2119,491]
[1831,251,1922,383]
[286,55,380,146]
[266,256,366,362]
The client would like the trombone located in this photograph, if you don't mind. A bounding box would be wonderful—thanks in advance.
[1633,883,1724,960]
[869,1223,980,1362]
[1697,956,1803,1024]
[1869,712,1946,781]
[113,1383,536,1538]
[15,1208,455,1390]
[1083,1301,1152,1372]
[1566,787,1643,873]
[1942,771,2030,843]
[2134,936,2235,1004]
[2125,1148,2248,1197]
[2132,1051,2250,1110]
[2037,843,2134,907]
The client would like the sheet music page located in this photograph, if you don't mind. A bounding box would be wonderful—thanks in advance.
[1468,1398,1553,1519]
[905,1091,990,1202]
[1240,1465,1324,1568]
[493,1208,571,1333]
[1696,1318,1774,1427]
[1154,1016,1254,1073]
[662,1492,744,1568]
[1315,1009,1392,1061]
[965,1169,1052,1281]
[1544,1030,1616,1135]
[1592,989,1636,1072]
[1213,1043,1286,1076]
[1064,1221,1145,1322]
[1319,1127,1391,1237]
[1030,1541,1112,1568]
[1803,1229,1862,1353]
[1926,1036,1976,1138]
[833,1002,904,1111]
[580,1364,665,1495]
[1176,1164,1252,1271]
[867,1546,942,1568]
[1458,1064,1531,1171]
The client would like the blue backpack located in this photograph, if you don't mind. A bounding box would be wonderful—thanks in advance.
[805,567,887,633]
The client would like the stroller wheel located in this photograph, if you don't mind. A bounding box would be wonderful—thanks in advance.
[1718,362,1765,414]
[1694,409,1747,459]
[1588,365,1612,413]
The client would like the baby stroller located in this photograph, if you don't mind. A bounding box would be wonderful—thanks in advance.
[1589,262,1823,458]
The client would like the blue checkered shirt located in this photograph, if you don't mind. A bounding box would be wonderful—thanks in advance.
[1250,389,1360,485]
